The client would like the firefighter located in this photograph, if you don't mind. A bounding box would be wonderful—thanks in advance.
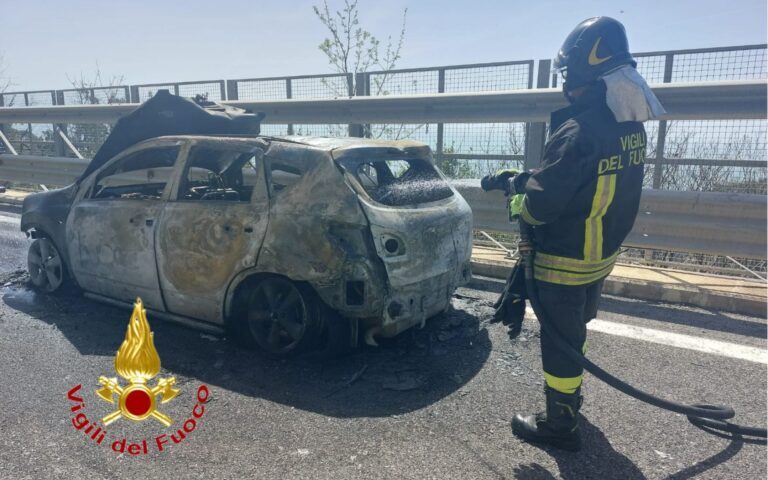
[481,17,665,451]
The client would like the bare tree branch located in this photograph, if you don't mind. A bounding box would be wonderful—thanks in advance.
[313,1,407,82]
[0,54,12,94]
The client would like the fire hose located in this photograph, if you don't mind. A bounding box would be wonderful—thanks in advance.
[516,219,767,441]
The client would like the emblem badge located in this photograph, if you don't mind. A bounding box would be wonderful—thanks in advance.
[96,298,179,426]
[588,37,613,66]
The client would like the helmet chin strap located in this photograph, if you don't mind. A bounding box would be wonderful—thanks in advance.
[562,79,603,105]
[562,80,586,104]
[563,85,577,104]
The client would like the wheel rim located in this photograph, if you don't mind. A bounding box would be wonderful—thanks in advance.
[28,238,63,292]
[247,278,308,355]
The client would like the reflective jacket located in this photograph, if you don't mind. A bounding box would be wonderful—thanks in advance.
[520,87,646,286]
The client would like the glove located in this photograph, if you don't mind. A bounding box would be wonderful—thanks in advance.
[480,169,519,193]
[509,171,531,195]
[489,258,528,339]
[507,194,525,222]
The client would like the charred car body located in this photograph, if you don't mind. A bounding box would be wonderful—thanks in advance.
[21,92,473,356]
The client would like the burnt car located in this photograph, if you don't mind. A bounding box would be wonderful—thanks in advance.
[21,94,472,356]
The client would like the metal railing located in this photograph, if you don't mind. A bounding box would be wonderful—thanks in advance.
[461,185,767,260]
[1,81,763,122]
[630,45,767,191]
[0,44,765,193]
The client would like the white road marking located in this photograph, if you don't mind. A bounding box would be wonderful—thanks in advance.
[587,319,768,364]
[525,307,767,364]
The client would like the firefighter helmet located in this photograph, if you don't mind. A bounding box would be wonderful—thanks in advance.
[554,17,636,93]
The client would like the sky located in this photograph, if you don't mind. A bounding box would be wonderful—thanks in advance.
[1,0,766,92]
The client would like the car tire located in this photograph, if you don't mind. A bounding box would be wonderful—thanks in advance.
[239,276,322,358]
[27,237,69,293]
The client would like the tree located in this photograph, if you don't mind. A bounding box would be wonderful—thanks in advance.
[312,2,469,179]
[0,54,10,94]
[313,0,406,93]
[66,66,127,105]
[311,1,409,139]
[63,66,128,158]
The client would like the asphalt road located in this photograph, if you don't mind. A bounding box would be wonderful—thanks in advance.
[0,206,765,479]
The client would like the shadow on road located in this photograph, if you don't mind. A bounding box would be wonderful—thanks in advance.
[665,437,743,480]
[512,418,646,479]
[3,285,492,418]
[468,275,766,339]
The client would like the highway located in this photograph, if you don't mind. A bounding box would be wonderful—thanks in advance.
[0,206,765,479]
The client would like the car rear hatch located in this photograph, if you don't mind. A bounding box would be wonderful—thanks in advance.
[333,147,472,291]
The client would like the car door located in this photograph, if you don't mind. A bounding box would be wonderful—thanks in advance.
[66,141,183,309]
[155,140,270,323]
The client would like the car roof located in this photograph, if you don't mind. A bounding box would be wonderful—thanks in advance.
[275,136,427,152]
[150,134,428,153]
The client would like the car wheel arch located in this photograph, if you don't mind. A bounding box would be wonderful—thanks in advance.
[223,268,319,326]
[22,223,77,282]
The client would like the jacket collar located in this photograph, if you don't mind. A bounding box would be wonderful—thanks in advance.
[550,81,609,133]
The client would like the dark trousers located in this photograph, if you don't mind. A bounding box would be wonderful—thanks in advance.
[535,279,604,394]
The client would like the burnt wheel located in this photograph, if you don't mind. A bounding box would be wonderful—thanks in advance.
[27,238,67,293]
[244,277,320,357]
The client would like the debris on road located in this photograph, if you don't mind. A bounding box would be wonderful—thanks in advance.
[382,371,426,391]
[324,364,369,398]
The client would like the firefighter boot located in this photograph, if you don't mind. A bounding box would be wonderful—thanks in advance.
[511,386,583,452]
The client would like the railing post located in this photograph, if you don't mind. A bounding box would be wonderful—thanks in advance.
[653,54,674,189]
[286,78,294,136]
[436,68,446,157]
[346,73,354,97]
[23,92,32,154]
[53,90,68,157]
[129,85,140,103]
[218,80,226,102]
[226,80,239,101]
[0,94,6,153]
[349,72,368,137]
[523,60,552,170]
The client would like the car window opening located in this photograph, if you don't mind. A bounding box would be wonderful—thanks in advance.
[354,158,453,206]
[180,146,260,202]
[269,162,304,194]
[91,146,179,200]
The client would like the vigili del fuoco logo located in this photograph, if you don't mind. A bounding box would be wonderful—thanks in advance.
[66,298,211,455]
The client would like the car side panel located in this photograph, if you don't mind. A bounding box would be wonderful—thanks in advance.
[155,191,270,323]
[64,140,184,310]
[254,144,387,317]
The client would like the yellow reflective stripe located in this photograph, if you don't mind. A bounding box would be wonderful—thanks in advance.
[535,251,618,273]
[584,174,616,261]
[520,197,545,225]
[544,372,583,394]
[582,341,587,355]
[534,262,615,286]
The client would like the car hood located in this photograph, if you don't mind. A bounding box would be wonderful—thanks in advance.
[81,90,264,180]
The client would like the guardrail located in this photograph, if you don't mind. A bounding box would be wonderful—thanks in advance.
[0,154,87,186]
[459,185,767,260]
[2,154,766,262]
[0,81,764,124]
